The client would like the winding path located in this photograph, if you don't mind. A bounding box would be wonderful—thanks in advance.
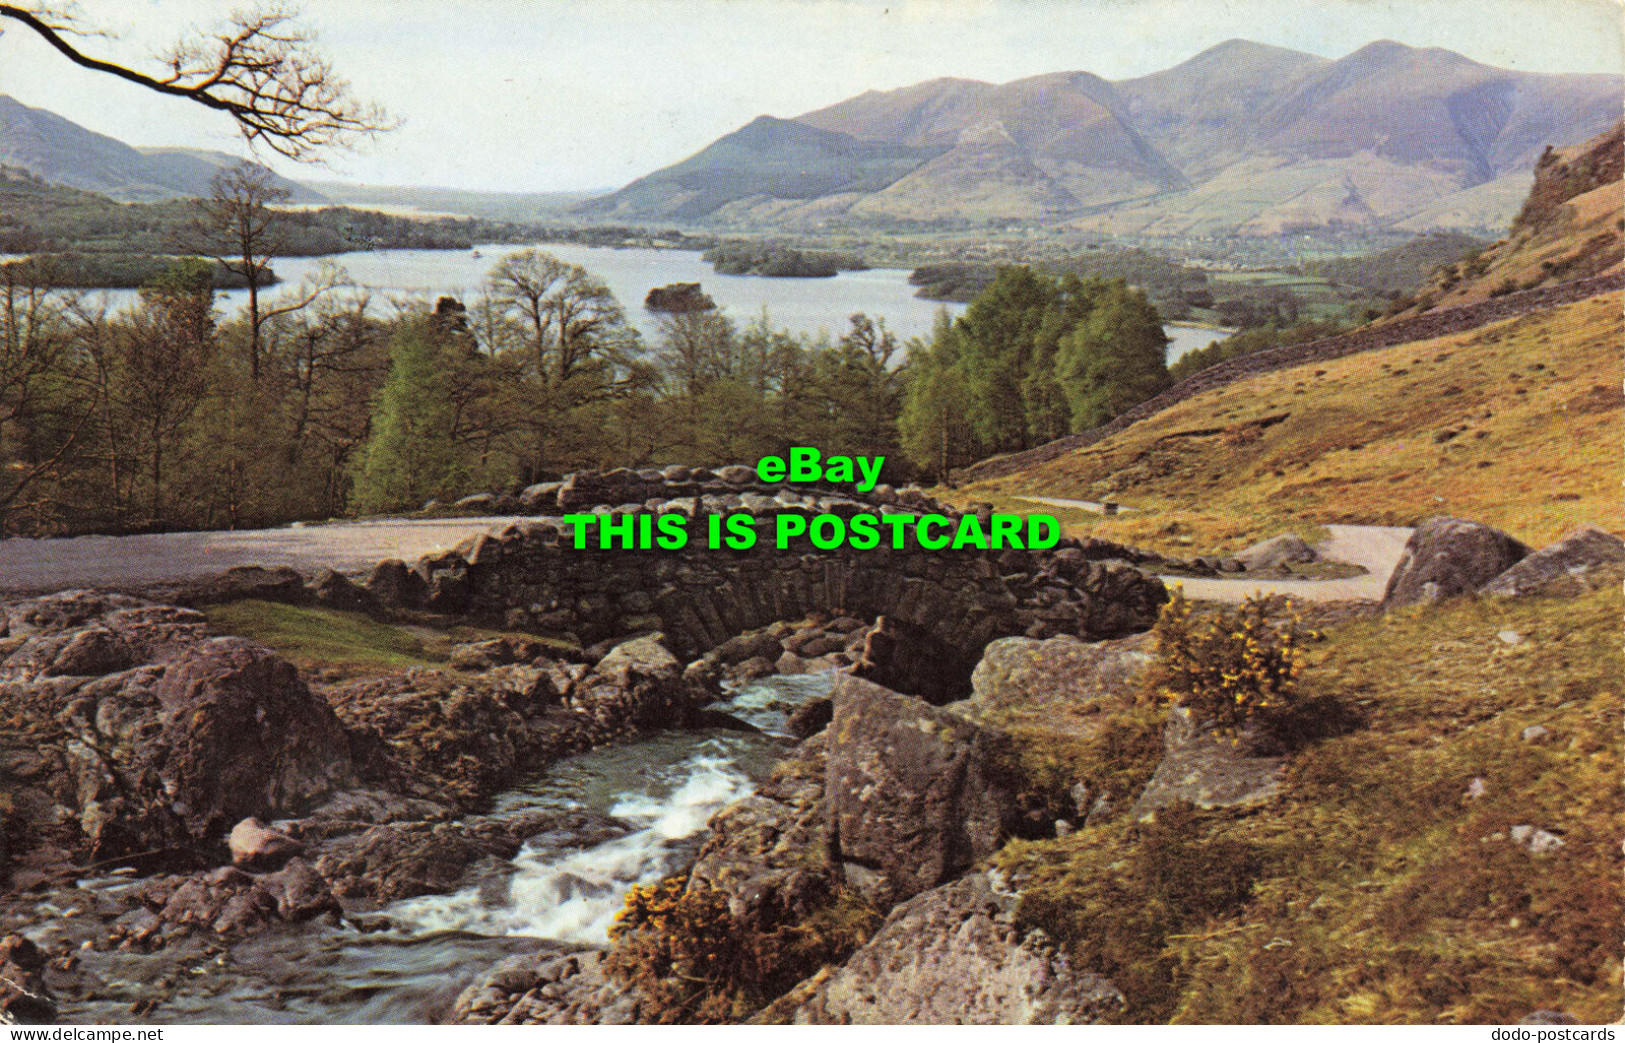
[1013,495,1135,515]
[1012,495,1411,601]
[1164,524,1413,603]
[0,514,1413,606]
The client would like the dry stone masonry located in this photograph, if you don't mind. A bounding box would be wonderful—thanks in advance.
[440,463,953,518]
[366,494,1169,699]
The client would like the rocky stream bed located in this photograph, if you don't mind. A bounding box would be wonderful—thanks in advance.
[4,512,1615,1024]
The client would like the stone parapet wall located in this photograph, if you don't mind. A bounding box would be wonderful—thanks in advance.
[438,464,952,518]
[366,504,1168,699]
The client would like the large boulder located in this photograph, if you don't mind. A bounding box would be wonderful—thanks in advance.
[451,951,641,1025]
[312,809,625,906]
[1382,517,1528,609]
[825,675,1020,902]
[364,559,425,608]
[787,871,1123,1025]
[309,568,375,613]
[684,733,835,934]
[132,858,341,937]
[1479,525,1625,598]
[715,630,783,666]
[176,564,310,606]
[575,633,701,731]
[967,634,1150,721]
[228,816,305,870]
[1233,532,1318,571]
[2,595,356,863]
[1129,706,1286,817]
[0,935,54,1024]
[136,638,354,845]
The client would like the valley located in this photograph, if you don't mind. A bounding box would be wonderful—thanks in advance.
[0,6,1619,1030]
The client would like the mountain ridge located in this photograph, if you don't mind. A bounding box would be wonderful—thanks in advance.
[585,40,1622,235]
[0,95,322,203]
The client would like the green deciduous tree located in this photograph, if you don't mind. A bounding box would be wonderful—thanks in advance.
[350,317,462,513]
[899,313,976,480]
[900,269,1169,475]
[1053,280,1171,430]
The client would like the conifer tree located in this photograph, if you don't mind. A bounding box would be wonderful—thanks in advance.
[352,319,460,513]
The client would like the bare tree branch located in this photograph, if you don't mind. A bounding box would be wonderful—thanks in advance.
[0,2,393,161]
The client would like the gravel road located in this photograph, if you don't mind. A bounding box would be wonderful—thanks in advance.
[1165,524,1414,603]
[0,516,1414,605]
[0,517,527,596]
[1014,495,1135,515]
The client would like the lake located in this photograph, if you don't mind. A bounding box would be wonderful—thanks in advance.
[44,243,1231,360]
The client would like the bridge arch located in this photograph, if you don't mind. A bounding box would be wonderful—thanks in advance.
[368,509,1168,700]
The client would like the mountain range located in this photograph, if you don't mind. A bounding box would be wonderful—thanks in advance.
[2,39,1619,240]
[582,40,1622,236]
[0,95,322,204]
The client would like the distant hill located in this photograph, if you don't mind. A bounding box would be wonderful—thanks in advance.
[299,181,595,222]
[578,115,938,221]
[0,95,322,203]
[0,164,541,260]
[803,71,1189,221]
[585,40,1622,236]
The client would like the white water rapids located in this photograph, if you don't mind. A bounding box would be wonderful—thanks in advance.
[38,673,833,1024]
[384,745,754,944]
[383,671,835,945]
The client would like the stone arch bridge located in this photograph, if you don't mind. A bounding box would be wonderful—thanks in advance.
[358,502,1168,699]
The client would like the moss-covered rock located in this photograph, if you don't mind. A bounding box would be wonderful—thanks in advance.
[825,675,1020,902]
[788,870,1124,1025]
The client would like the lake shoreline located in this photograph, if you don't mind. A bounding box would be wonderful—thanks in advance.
[4,242,1231,356]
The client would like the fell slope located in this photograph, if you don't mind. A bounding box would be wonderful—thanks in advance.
[828,71,1190,220]
[965,293,1622,555]
[0,95,319,203]
[1404,121,1624,310]
[999,580,1622,1023]
[578,116,937,221]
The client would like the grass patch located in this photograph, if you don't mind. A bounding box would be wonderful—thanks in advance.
[205,599,584,678]
[204,600,441,675]
[997,583,1623,1023]
[969,294,1622,555]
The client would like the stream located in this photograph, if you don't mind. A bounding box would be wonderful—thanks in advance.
[28,672,837,1024]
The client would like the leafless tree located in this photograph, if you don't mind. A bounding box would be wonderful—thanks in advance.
[486,248,642,391]
[0,260,97,532]
[113,270,216,526]
[186,161,285,377]
[0,3,391,161]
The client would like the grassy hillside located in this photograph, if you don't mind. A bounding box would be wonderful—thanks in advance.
[1400,123,1624,313]
[998,579,1622,1023]
[1300,231,1488,297]
[0,166,539,260]
[960,293,1621,556]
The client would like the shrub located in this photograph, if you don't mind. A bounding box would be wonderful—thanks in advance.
[605,874,881,1024]
[606,876,745,1023]
[1148,589,1315,734]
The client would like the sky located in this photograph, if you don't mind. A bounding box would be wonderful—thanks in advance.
[1,0,1621,193]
